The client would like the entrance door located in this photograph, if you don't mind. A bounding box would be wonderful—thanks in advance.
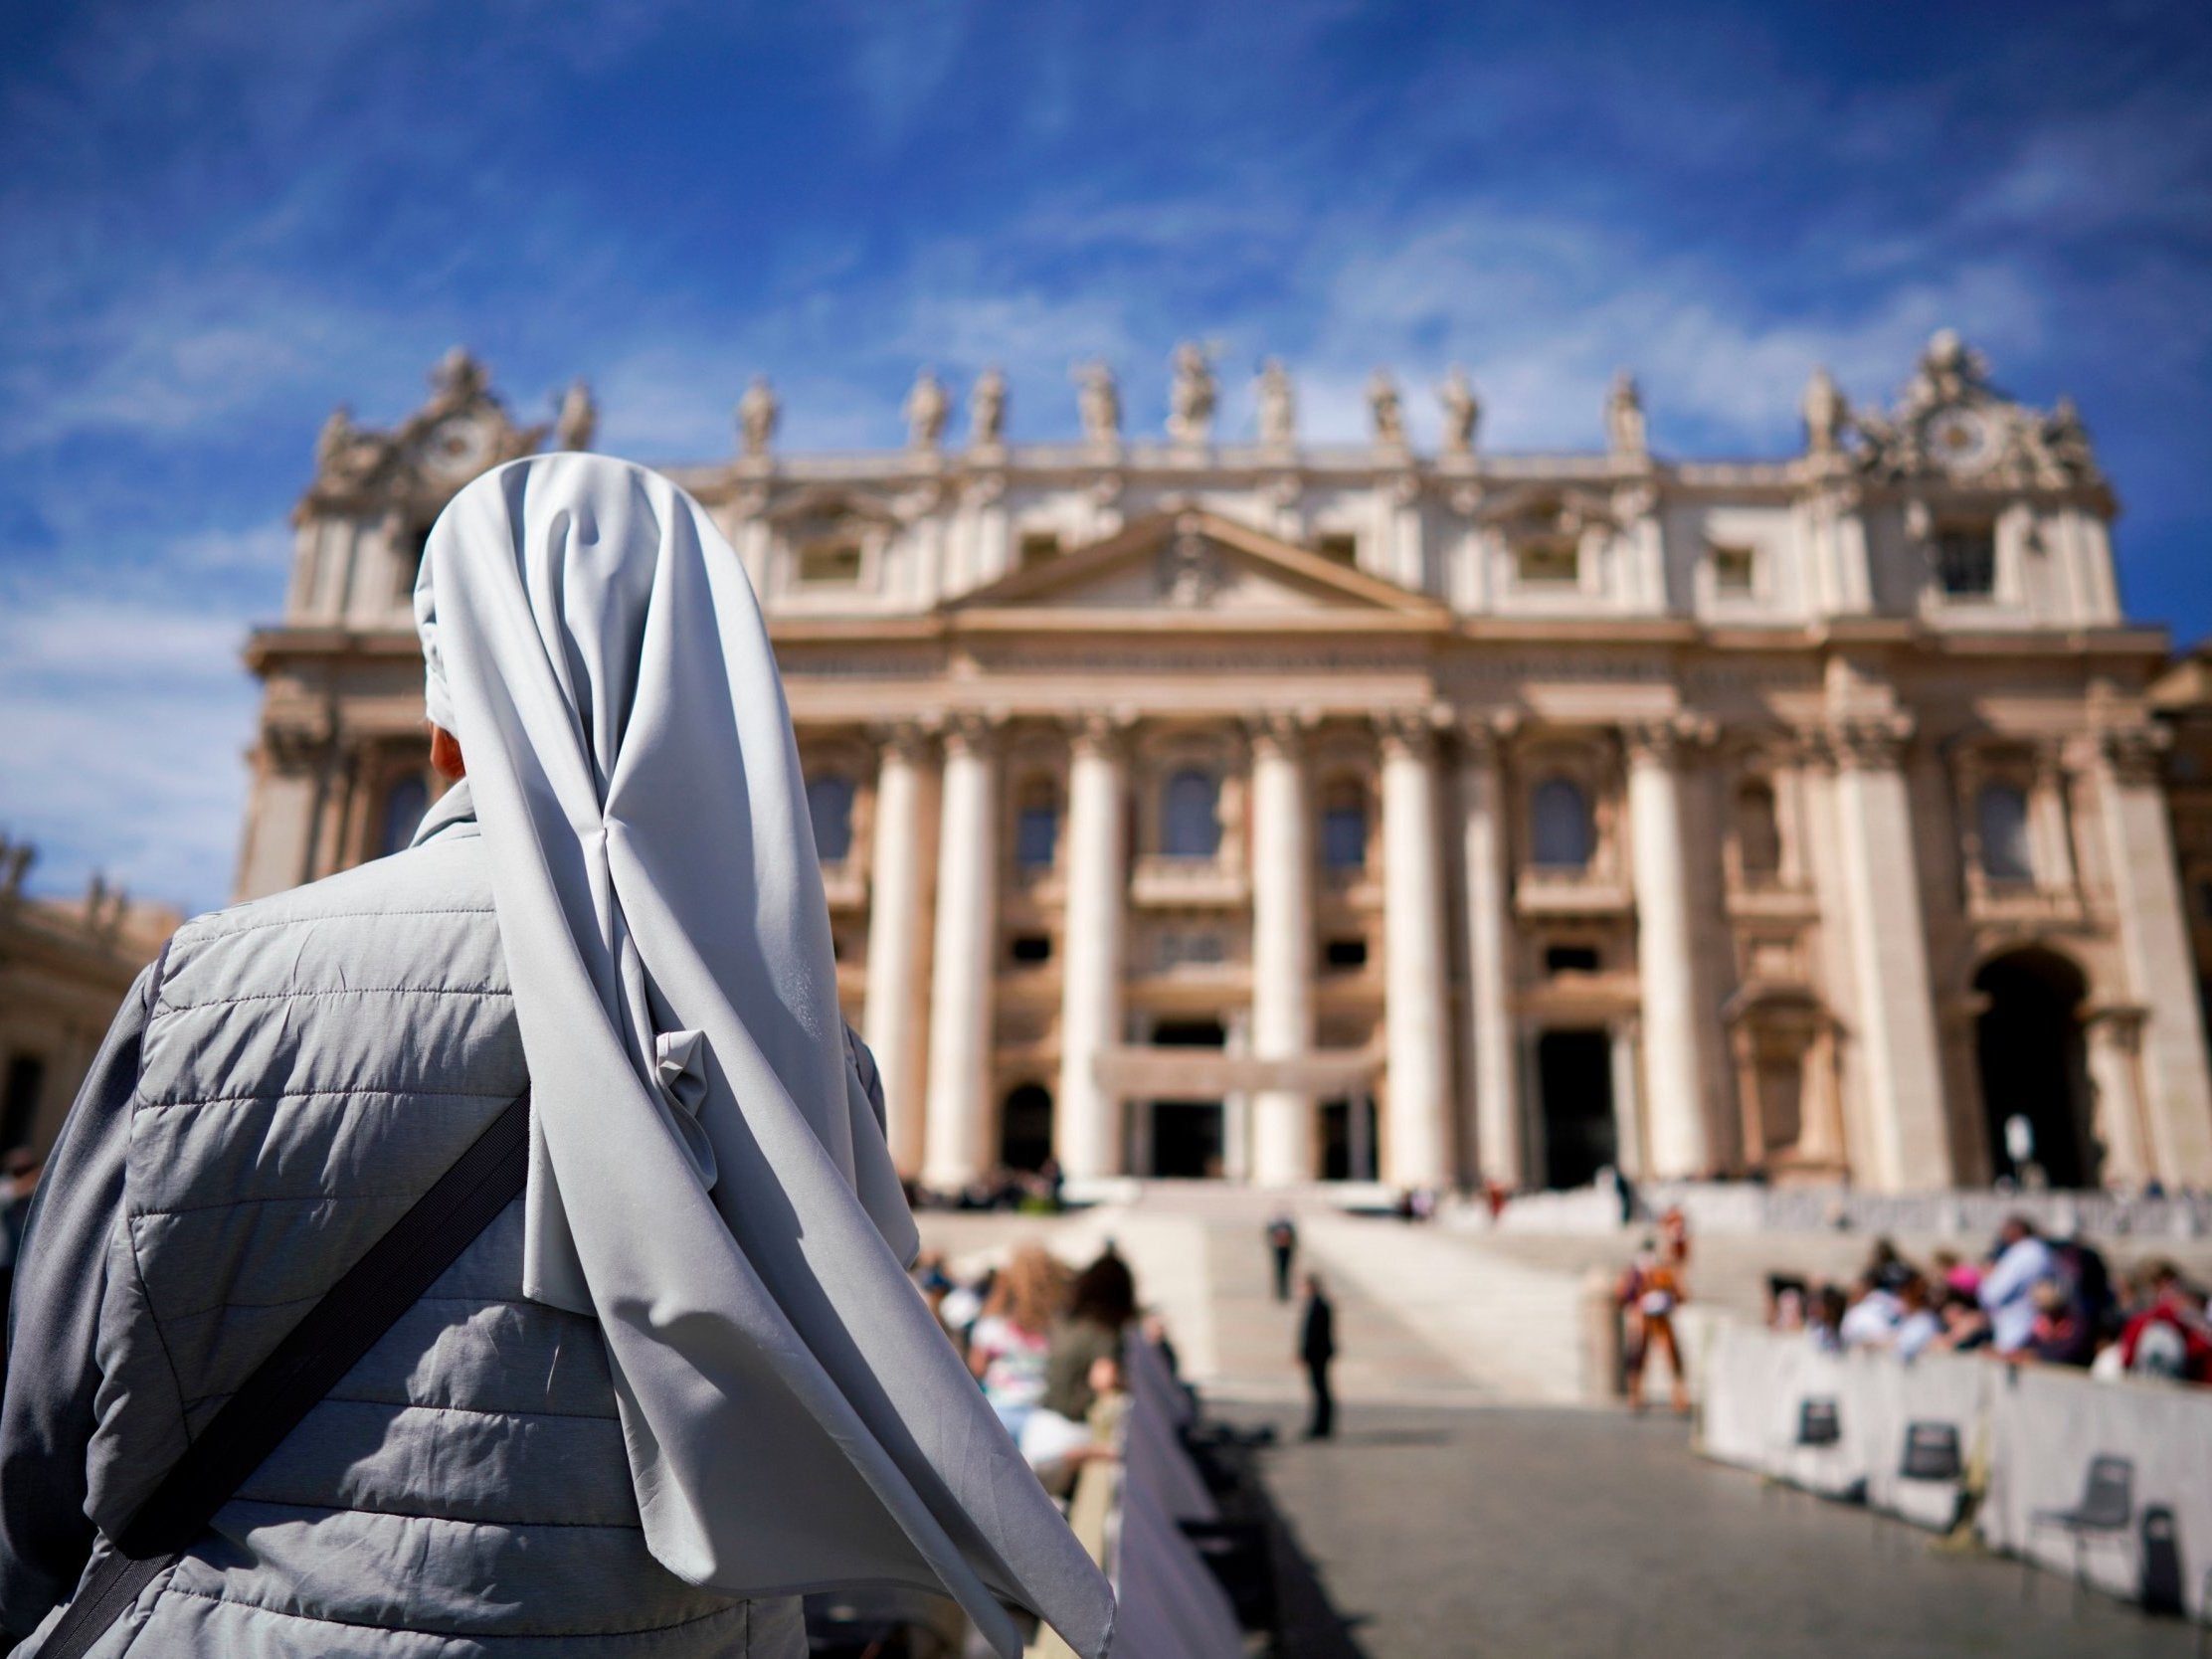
[1152,1101,1224,1177]
[1974,950,2090,1188]
[1319,1097,1378,1181]
[1537,1029,1616,1190]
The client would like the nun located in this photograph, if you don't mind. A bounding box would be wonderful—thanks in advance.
[0,457,1115,1658]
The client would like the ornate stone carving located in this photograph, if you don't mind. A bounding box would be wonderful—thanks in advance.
[1823,715,1915,772]
[737,375,779,459]
[1244,709,1308,758]
[941,710,1003,755]
[1848,330,2101,487]
[1376,707,1442,759]
[1157,520,1226,607]
[1167,342,1216,445]
[872,720,934,765]
[1072,359,1120,446]
[903,368,949,451]
[1255,359,1295,448]
[554,380,597,452]
[301,348,544,521]
[2100,724,2169,788]
[1066,710,1136,757]
[1605,371,1647,460]
[1438,366,1481,456]
[969,367,1007,448]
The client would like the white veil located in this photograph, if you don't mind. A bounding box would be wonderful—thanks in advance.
[413,455,1114,1659]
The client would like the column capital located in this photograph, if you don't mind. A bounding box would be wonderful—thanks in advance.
[1064,708,1138,759]
[1376,704,1449,760]
[1620,713,1714,767]
[1821,714,1916,772]
[1455,708,1520,765]
[869,719,934,764]
[2099,723,2168,788]
[1244,709,1316,759]
[2084,1003,2149,1052]
[941,709,1006,756]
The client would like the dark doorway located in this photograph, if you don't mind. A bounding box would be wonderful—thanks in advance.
[1148,1019,1225,1178]
[1537,1029,1616,1190]
[1,1053,44,1152]
[1974,950,2091,1189]
[999,1083,1053,1173]
[1319,1097,1378,1181]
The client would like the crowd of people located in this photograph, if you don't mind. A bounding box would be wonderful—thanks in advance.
[912,1240,1152,1494]
[1764,1214,2212,1382]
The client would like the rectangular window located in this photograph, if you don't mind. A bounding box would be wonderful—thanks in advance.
[1545,945,1600,974]
[1323,937,1369,971]
[1010,933,1053,965]
[1015,805,1058,868]
[1935,525,1996,598]
[1516,539,1579,586]
[1316,532,1360,567]
[798,540,864,585]
[1018,530,1061,569]
[1710,543,1756,595]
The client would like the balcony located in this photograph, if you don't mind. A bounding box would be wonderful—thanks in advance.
[1130,855,1249,909]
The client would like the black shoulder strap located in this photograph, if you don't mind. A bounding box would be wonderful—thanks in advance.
[40,1089,530,1659]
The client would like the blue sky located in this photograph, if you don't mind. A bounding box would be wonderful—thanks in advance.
[3,0,2209,912]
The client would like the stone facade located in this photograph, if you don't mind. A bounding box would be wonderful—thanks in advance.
[236,336,2212,1195]
[0,839,179,1156]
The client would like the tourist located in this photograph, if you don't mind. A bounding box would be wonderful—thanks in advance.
[1618,1238,1690,1413]
[1299,1272,1338,1439]
[2023,1277,2095,1367]
[1890,1273,1942,1362]
[1977,1215,2056,1354]
[1266,1212,1298,1302]
[1806,1284,1849,1354]
[1931,1289,1992,1353]
[2117,1260,2212,1382]
[0,457,1112,1659]
[1838,1272,1903,1348]
[1021,1247,1140,1489]
[969,1244,1069,1439]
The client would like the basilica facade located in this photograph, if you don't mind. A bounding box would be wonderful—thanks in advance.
[235,336,2212,1196]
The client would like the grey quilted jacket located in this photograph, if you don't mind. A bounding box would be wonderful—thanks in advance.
[0,789,806,1656]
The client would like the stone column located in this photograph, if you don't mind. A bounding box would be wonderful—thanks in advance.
[1828,718,1955,1191]
[2084,1007,2151,1187]
[1624,721,1710,1180]
[1456,725,1522,1188]
[862,723,933,1177]
[1379,713,1452,1188]
[922,715,998,1190]
[2095,728,2212,1183]
[1248,714,1315,1185]
[1610,1014,1646,1180]
[1055,715,1129,1181]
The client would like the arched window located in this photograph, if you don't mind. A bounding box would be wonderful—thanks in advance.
[1320,780,1368,870]
[807,775,855,863]
[1014,779,1059,869]
[1734,780,1782,881]
[1977,784,2034,883]
[1162,768,1220,858]
[1530,776,1593,870]
[378,774,430,858]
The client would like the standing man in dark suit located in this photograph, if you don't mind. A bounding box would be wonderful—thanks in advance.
[1266,1212,1298,1303]
[1299,1272,1336,1440]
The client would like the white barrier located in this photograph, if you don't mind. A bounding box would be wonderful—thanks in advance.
[1463,1181,2212,1239]
[1101,1339,1243,1659]
[1702,1320,2212,1615]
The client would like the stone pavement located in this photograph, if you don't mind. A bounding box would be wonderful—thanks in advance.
[1211,1400,2196,1659]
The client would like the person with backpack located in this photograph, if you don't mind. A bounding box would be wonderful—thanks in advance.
[2119,1260,2212,1382]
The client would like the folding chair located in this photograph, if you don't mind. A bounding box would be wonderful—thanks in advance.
[2024,1454,2132,1607]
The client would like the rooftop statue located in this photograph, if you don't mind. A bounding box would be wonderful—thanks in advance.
[555,380,598,452]
[1852,329,2100,486]
[1167,341,1216,445]
[903,368,949,452]
[1256,358,1296,448]
[737,375,780,459]
[970,366,1008,448]
[1368,369,1406,449]
[1605,370,1647,459]
[1801,366,1846,458]
[1438,366,1480,455]
[1073,359,1121,446]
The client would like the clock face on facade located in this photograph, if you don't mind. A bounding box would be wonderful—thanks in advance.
[423,415,496,482]
[1924,407,1997,473]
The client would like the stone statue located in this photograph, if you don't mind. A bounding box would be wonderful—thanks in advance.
[1073,359,1121,446]
[2037,395,2097,480]
[903,368,949,451]
[554,380,597,452]
[1438,366,1480,455]
[1256,359,1295,447]
[1913,328,1986,407]
[970,366,1007,448]
[1368,370,1406,449]
[312,404,387,489]
[1167,341,1216,445]
[1801,366,1845,457]
[429,346,489,412]
[1605,370,1647,458]
[737,375,779,459]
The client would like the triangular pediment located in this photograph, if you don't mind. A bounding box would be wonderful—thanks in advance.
[948,510,1446,621]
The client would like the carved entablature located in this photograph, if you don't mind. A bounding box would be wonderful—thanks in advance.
[2100,724,2170,788]
[299,348,549,524]
[1845,330,2100,491]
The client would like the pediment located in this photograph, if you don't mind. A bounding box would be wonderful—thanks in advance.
[947,510,1446,621]
[762,484,905,529]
